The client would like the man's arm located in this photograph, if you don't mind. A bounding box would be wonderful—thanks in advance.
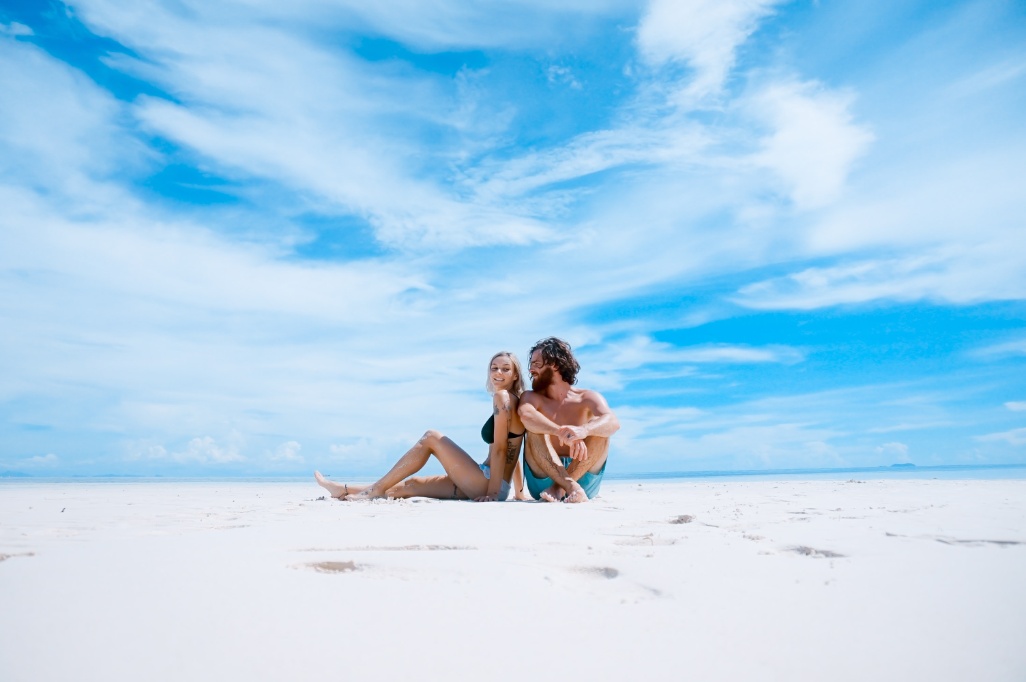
[518,397,561,436]
[555,390,620,444]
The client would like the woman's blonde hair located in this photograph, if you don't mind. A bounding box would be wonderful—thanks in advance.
[486,351,525,397]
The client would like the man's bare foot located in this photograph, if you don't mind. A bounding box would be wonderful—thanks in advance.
[539,483,566,503]
[562,480,589,504]
[315,471,349,499]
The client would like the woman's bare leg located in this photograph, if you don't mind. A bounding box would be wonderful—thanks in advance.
[386,475,471,500]
[314,472,373,499]
[348,430,488,500]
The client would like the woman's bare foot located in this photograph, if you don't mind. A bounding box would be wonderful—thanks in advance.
[345,486,388,501]
[315,471,350,499]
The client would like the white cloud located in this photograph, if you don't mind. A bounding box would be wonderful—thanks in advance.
[126,444,169,461]
[947,56,1026,98]
[64,0,559,250]
[747,80,874,208]
[176,436,245,464]
[874,441,910,462]
[547,65,582,90]
[973,338,1026,359]
[867,421,954,434]
[270,440,304,463]
[1,22,33,37]
[328,439,391,463]
[636,0,784,99]
[579,336,802,390]
[0,39,145,195]
[734,247,1026,310]
[123,436,245,464]
[217,0,637,51]
[465,124,710,203]
[620,421,847,471]
[976,428,1026,447]
[1005,402,1026,412]
[22,453,59,467]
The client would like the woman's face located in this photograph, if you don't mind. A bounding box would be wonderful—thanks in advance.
[489,355,517,392]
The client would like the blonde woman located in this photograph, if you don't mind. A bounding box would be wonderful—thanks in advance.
[315,351,530,501]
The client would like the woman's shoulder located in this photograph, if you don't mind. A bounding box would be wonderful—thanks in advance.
[492,389,519,406]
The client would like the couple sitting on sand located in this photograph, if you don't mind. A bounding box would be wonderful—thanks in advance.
[315,337,619,503]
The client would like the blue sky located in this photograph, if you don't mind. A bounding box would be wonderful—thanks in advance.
[1,0,1024,477]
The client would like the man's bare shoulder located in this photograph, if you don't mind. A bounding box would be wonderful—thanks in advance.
[520,389,542,404]
[574,387,613,411]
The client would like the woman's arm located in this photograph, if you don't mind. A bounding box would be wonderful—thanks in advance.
[477,391,512,501]
[511,457,531,500]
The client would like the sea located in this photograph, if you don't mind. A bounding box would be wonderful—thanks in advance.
[3,463,1026,485]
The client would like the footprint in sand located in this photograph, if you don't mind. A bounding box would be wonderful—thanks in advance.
[934,537,1023,547]
[614,533,677,546]
[669,514,694,524]
[886,532,1024,547]
[297,545,475,552]
[790,546,845,558]
[574,566,620,579]
[0,552,35,562]
[305,560,360,573]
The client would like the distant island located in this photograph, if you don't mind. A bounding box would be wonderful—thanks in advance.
[890,463,917,469]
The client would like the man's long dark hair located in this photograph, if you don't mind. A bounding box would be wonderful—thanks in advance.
[529,337,580,385]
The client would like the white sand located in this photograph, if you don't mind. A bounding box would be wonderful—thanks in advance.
[1,478,1024,681]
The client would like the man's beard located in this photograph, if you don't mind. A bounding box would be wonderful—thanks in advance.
[532,367,555,392]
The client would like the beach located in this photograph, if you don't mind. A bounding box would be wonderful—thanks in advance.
[1,478,1024,681]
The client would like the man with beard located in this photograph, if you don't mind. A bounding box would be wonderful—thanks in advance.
[517,337,620,503]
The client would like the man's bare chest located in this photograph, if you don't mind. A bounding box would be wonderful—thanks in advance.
[538,398,589,426]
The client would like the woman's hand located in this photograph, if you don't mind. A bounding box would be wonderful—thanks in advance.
[474,493,500,502]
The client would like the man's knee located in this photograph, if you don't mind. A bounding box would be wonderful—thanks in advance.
[582,436,610,471]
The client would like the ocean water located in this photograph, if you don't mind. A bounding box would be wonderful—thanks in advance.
[604,463,1026,482]
[3,463,1025,485]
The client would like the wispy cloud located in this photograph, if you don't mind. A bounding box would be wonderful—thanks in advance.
[21,453,59,468]
[971,338,1026,359]
[0,21,33,37]
[636,0,785,101]
[976,428,1026,447]
[734,247,1026,310]
[269,441,304,463]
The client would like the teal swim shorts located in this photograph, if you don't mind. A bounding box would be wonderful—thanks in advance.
[523,456,606,500]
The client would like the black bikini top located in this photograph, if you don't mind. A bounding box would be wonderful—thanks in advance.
[481,414,526,445]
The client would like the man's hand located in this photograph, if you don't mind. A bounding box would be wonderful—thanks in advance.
[557,424,587,444]
[568,439,588,460]
[557,425,589,460]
